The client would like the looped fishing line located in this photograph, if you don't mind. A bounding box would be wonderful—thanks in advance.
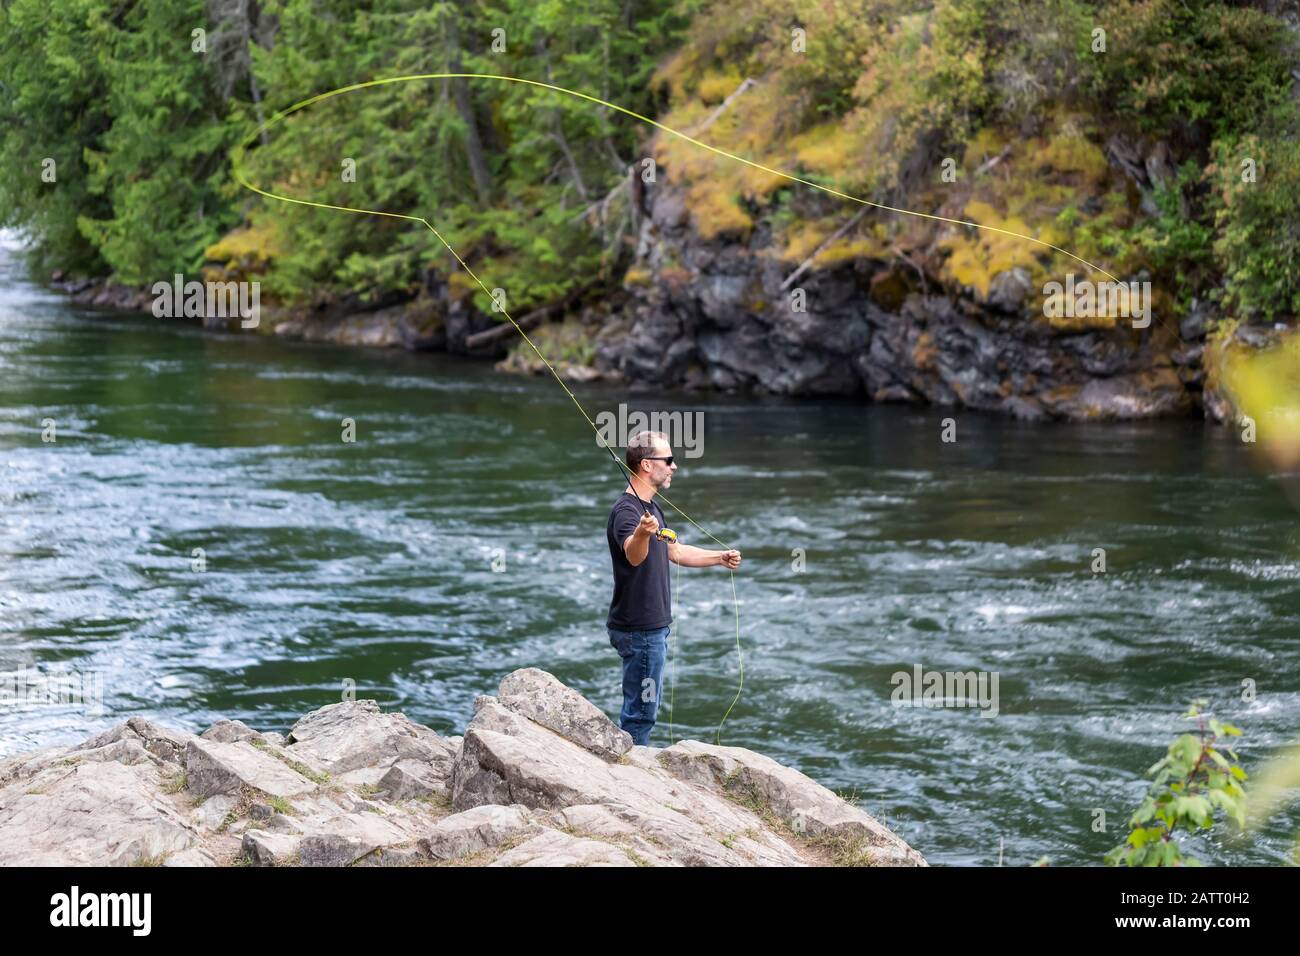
[233,71,1132,746]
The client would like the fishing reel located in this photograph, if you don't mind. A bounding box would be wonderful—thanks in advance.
[656,527,678,544]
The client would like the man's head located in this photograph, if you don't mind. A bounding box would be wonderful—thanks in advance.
[627,430,676,491]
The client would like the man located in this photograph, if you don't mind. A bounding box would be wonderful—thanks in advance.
[606,430,742,746]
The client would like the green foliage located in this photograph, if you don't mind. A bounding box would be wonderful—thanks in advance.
[0,0,251,282]
[1203,135,1300,321]
[0,0,118,275]
[1085,0,1297,140]
[1123,160,1214,306]
[2,0,1299,324]
[1105,701,1247,868]
[240,0,688,308]
[779,0,878,117]
[77,2,246,285]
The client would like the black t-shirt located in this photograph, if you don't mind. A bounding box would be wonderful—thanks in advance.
[606,491,672,631]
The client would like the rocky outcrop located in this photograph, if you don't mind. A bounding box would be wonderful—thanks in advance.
[0,668,924,867]
[586,177,1220,421]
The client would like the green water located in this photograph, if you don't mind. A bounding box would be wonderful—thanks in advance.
[2,243,1298,865]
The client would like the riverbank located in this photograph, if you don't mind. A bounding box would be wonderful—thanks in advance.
[47,261,1286,426]
[0,668,925,867]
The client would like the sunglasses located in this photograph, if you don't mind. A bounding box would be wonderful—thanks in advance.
[644,455,675,466]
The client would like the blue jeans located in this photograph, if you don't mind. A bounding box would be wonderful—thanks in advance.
[607,625,670,746]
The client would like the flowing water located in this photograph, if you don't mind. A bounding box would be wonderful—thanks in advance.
[2,238,1298,866]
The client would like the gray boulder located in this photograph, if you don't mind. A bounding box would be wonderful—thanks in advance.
[0,667,926,867]
[496,667,634,758]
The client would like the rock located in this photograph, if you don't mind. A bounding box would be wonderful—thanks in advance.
[450,695,817,865]
[496,668,633,759]
[1040,367,1192,420]
[1180,301,1208,340]
[1,669,926,867]
[201,719,264,744]
[298,833,373,867]
[190,793,239,832]
[869,267,909,311]
[283,699,459,797]
[397,301,447,351]
[377,760,443,800]
[657,740,926,866]
[419,804,542,861]
[0,759,200,866]
[987,267,1032,314]
[184,738,319,799]
[1234,324,1278,349]
[355,845,427,866]
[76,716,197,766]
[651,191,688,229]
[241,829,300,866]
[162,847,218,867]
[488,829,638,867]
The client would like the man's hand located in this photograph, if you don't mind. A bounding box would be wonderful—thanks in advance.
[718,549,741,569]
[623,511,658,567]
[634,511,660,540]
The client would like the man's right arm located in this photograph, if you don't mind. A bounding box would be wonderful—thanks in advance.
[620,510,659,567]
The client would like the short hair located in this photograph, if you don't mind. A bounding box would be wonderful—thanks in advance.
[627,430,669,475]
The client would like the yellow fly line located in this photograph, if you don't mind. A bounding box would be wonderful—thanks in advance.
[231,72,1117,745]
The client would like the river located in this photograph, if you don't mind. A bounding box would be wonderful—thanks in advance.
[1,238,1297,865]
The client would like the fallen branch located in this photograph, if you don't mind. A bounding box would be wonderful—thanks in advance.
[972,146,1012,177]
[569,175,628,226]
[780,207,870,290]
[463,283,595,349]
[691,77,756,136]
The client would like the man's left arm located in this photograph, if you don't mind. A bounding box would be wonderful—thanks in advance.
[667,541,741,569]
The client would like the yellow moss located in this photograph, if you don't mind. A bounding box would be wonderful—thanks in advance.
[940,199,1043,298]
[1044,309,1119,332]
[963,126,1010,172]
[689,186,752,239]
[205,224,284,266]
[1040,131,1110,187]
[768,214,886,269]
[656,111,721,180]
[773,219,836,264]
[623,266,653,287]
[736,163,786,202]
[696,68,745,105]
[1036,221,1070,249]
[791,121,872,184]
[1008,179,1077,218]
[815,237,885,268]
